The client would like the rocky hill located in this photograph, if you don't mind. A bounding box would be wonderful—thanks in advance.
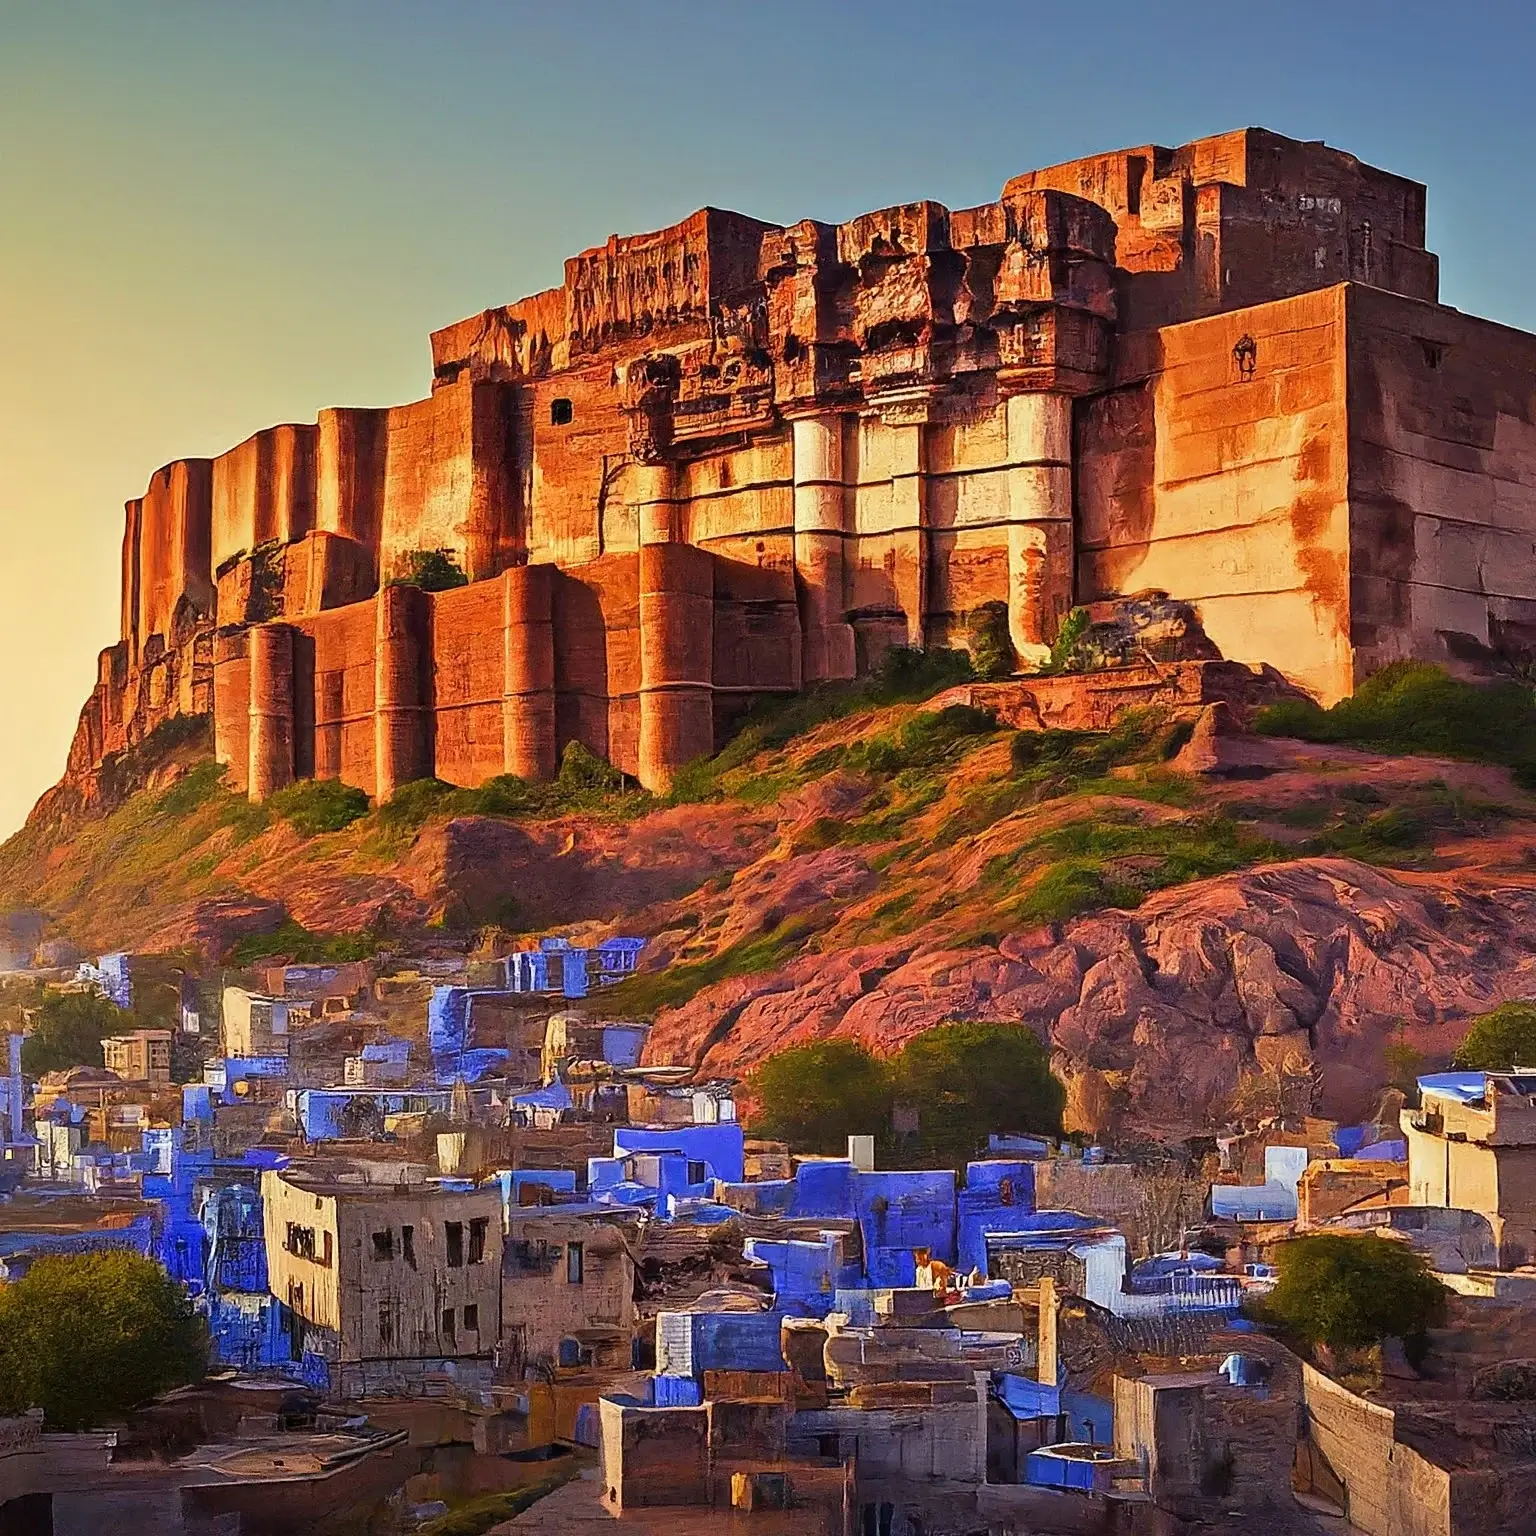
[7,670,1536,1139]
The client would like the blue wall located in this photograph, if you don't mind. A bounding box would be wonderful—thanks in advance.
[613,1123,745,1185]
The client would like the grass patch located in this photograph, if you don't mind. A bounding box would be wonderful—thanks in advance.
[266,777,371,835]
[372,743,651,836]
[226,919,383,967]
[985,810,1288,924]
[844,703,998,777]
[152,760,229,819]
[1256,662,1536,785]
[1016,859,1142,923]
[417,1467,579,1536]
[790,817,848,855]
[596,913,824,1016]
[669,647,976,804]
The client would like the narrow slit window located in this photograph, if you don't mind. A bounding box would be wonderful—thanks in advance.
[446,1221,464,1268]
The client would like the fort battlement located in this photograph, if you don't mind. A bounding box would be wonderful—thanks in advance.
[59,127,1536,805]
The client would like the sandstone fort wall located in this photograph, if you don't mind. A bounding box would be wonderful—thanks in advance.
[46,127,1536,815]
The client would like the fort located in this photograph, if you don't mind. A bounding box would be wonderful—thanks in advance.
[62,126,1536,801]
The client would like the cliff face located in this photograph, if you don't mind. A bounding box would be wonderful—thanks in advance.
[58,125,1503,823]
[640,859,1536,1136]
[12,684,1536,1140]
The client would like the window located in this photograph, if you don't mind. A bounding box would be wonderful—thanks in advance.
[566,1242,584,1285]
[285,1222,318,1261]
[550,397,574,426]
[446,1221,464,1268]
[378,1301,394,1347]
[468,1217,488,1264]
[402,1225,416,1268]
[687,1160,707,1186]
[463,1304,479,1332]
[371,1229,394,1262]
[442,1308,456,1345]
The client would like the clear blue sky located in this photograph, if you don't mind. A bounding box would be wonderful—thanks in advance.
[2,0,1532,836]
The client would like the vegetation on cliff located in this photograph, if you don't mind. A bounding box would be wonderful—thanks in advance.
[1256,661,1536,785]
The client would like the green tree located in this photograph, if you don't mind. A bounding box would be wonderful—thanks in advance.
[891,1020,1065,1167]
[1257,1234,1446,1358]
[19,992,126,1075]
[748,1039,893,1154]
[390,547,469,592]
[1452,1001,1536,1072]
[0,1250,206,1429]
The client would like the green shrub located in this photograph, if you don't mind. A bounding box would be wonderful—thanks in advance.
[1253,1233,1446,1356]
[748,1039,893,1154]
[390,547,469,591]
[669,648,977,803]
[19,993,126,1075]
[266,778,371,835]
[1255,662,1536,782]
[1452,1001,1536,1071]
[966,600,1015,680]
[891,1020,1065,1166]
[375,777,459,831]
[0,1250,206,1429]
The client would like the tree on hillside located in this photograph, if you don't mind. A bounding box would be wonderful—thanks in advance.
[1452,1001,1536,1072]
[0,1250,206,1429]
[748,1039,893,1154]
[891,1020,1065,1168]
[1255,1234,1446,1359]
[19,992,126,1075]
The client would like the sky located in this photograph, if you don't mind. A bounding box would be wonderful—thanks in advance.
[2,0,1534,839]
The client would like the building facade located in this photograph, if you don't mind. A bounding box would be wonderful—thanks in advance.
[100,1030,173,1087]
[1403,1071,1536,1268]
[260,1167,503,1397]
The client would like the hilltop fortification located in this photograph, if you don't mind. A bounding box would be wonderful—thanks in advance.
[53,128,1536,812]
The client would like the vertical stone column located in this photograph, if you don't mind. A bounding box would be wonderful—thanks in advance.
[1004,391,1075,664]
[374,583,430,802]
[637,457,713,792]
[888,422,928,648]
[632,460,679,549]
[247,623,295,802]
[792,413,855,683]
[502,564,557,782]
[213,628,251,793]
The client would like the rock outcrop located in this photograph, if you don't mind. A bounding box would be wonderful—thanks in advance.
[642,858,1536,1137]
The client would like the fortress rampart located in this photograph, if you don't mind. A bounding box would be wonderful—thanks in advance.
[56,127,1536,805]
